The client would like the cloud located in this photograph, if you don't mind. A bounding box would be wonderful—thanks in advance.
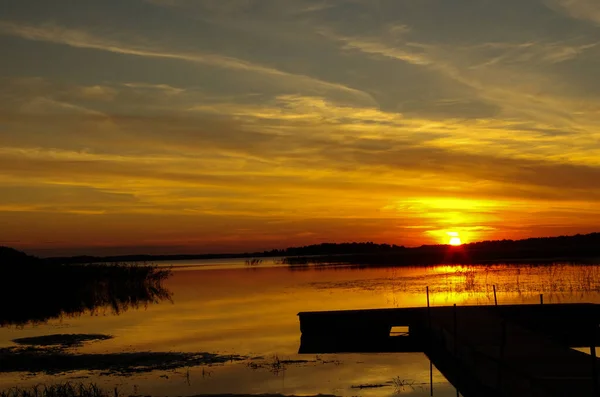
[470,40,599,65]
[2,114,600,204]
[321,29,431,66]
[2,1,600,252]
[0,184,137,214]
[146,0,337,16]
[2,76,598,173]
[320,28,600,136]
[3,78,600,194]
[546,0,600,24]
[0,21,374,105]
[121,82,185,95]
[4,138,600,253]
[76,85,118,101]
[18,97,107,117]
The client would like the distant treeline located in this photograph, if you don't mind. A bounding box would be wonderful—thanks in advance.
[44,242,406,264]
[20,232,600,266]
[284,233,600,266]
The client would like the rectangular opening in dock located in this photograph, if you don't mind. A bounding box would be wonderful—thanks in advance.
[390,326,409,336]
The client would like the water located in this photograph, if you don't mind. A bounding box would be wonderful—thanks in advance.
[2,262,600,396]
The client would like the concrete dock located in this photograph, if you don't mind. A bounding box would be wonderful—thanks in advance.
[298,303,600,397]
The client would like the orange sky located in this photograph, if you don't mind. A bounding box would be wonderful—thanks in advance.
[2,1,600,256]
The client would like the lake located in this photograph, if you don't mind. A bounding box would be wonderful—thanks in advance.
[2,260,600,397]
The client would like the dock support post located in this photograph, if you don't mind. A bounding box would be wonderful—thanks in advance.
[540,294,544,305]
[493,285,497,306]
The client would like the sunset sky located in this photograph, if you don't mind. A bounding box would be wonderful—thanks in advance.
[2,0,600,256]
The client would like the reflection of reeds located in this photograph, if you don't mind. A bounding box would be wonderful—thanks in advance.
[0,262,172,327]
[244,258,263,266]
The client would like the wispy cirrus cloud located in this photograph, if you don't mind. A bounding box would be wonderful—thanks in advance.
[145,0,338,16]
[320,28,600,136]
[0,21,374,105]
[546,0,600,24]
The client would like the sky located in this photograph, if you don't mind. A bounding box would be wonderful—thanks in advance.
[2,0,600,256]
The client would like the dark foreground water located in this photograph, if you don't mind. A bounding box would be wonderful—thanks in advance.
[2,261,600,397]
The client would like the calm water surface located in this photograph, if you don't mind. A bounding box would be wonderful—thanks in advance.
[2,261,600,397]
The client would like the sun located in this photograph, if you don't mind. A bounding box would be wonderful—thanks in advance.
[447,231,462,246]
[449,237,462,246]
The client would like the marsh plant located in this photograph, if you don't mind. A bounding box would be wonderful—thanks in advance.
[425,264,600,303]
[0,253,173,327]
[0,383,118,397]
[392,377,416,392]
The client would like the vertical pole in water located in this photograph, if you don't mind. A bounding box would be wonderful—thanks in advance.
[493,285,498,306]
[591,322,598,396]
[540,294,544,305]
[426,286,433,396]
[427,286,431,309]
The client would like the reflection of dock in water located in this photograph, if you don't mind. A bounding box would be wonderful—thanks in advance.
[298,303,600,397]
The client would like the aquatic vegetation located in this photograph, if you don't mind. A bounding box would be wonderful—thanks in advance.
[0,347,246,375]
[246,355,340,375]
[302,263,600,306]
[0,383,118,397]
[0,383,340,397]
[12,334,113,349]
[391,377,426,393]
[350,384,389,389]
[425,264,600,304]
[247,355,287,375]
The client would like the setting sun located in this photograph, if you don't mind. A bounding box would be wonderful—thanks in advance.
[447,232,462,246]
[449,237,462,246]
